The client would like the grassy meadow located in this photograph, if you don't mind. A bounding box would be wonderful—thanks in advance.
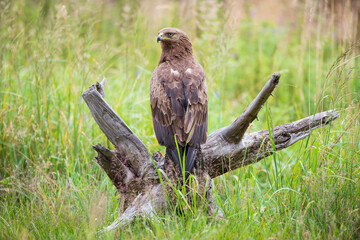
[1,0,360,239]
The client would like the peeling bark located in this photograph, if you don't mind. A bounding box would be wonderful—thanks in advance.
[82,73,339,232]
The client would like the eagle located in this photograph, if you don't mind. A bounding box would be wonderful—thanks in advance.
[150,27,208,176]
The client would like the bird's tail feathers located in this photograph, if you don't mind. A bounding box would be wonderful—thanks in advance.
[185,146,197,174]
[166,147,184,170]
[166,146,197,177]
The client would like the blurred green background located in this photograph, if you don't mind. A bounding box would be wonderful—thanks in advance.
[0,0,359,239]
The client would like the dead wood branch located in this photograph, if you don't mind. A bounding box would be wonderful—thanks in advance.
[82,83,157,181]
[82,73,339,232]
[202,110,339,178]
[221,73,280,143]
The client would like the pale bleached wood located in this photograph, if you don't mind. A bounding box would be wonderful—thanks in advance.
[82,84,157,180]
[106,184,164,233]
[220,73,280,143]
[202,110,339,178]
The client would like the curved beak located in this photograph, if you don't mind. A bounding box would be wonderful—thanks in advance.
[157,33,163,43]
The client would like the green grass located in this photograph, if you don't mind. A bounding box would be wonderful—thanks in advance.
[1,0,359,239]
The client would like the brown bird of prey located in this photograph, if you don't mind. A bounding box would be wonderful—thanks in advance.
[150,27,208,175]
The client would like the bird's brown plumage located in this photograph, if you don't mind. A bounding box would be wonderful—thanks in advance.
[150,27,208,173]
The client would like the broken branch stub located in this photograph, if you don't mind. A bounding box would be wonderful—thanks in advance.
[92,144,135,186]
[221,73,280,143]
[82,84,157,181]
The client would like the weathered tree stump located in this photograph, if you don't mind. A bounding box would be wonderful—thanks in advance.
[82,74,339,232]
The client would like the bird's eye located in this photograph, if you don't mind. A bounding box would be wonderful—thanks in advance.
[168,33,173,37]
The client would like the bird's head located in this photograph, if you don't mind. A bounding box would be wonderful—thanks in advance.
[157,27,192,50]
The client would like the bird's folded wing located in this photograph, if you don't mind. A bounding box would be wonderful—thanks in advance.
[150,63,208,148]
[183,66,208,147]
